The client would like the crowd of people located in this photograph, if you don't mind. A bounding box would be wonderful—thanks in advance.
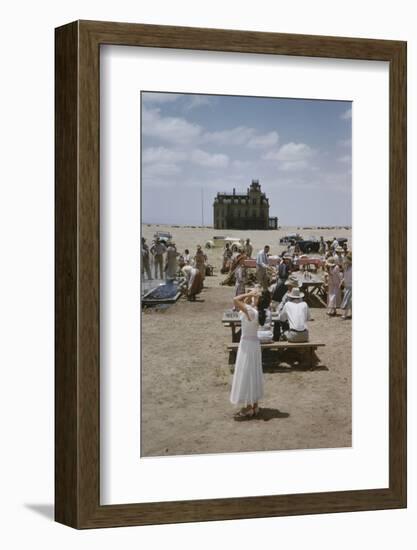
[141,237,209,301]
[228,236,352,419]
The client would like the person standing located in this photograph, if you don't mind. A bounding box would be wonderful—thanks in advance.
[234,254,247,302]
[141,237,152,281]
[256,245,270,290]
[194,245,207,283]
[151,238,167,279]
[244,238,253,258]
[165,242,179,280]
[325,257,342,316]
[319,236,326,256]
[340,252,352,319]
[230,289,271,419]
[278,287,311,342]
[222,243,233,273]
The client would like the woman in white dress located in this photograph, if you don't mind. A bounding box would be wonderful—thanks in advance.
[340,252,352,319]
[324,257,342,316]
[230,289,271,420]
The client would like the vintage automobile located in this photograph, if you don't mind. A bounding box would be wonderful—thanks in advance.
[153,230,173,244]
[298,238,320,253]
[279,233,303,245]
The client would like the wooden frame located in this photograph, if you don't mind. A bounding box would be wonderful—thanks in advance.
[55,20,407,529]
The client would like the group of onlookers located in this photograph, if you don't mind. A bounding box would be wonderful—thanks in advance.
[141,237,209,301]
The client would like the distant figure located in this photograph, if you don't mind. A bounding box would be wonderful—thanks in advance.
[319,236,326,255]
[331,237,339,252]
[182,265,203,301]
[244,238,253,258]
[333,246,344,267]
[194,245,207,282]
[234,254,247,303]
[278,287,311,343]
[230,289,271,420]
[256,245,270,290]
[222,243,233,273]
[150,238,167,279]
[272,256,292,303]
[141,237,152,281]
[183,249,191,265]
[165,242,179,280]
[340,252,352,319]
[325,257,342,316]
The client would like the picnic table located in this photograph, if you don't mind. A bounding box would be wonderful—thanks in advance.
[293,273,327,306]
[222,309,280,342]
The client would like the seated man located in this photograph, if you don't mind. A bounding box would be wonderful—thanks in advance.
[278,287,311,343]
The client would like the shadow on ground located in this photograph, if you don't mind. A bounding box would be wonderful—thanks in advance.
[24,504,54,521]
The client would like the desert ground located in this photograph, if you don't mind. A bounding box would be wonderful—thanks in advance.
[141,225,352,457]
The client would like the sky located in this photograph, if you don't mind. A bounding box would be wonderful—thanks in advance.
[141,92,352,226]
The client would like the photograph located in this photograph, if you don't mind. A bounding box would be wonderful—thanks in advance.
[140,91,353,457]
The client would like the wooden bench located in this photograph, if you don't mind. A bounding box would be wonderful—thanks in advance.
[226,341,325,370]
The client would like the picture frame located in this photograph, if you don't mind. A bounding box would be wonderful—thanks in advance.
[55,20,407,529]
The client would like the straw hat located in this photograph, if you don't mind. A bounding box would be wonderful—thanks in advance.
[288,287,304,300]
[326,257,337,266]
[285,275,300,287]
[336,246,344,253]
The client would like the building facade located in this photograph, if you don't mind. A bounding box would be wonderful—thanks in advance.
[213,180,278,230]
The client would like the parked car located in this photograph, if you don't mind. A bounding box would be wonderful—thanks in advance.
[279,233,303,245]
[298,239,320,253]
[154,231,173,244]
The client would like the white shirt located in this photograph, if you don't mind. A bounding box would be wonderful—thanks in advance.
[278,300,311,331]
[256,249,269,269]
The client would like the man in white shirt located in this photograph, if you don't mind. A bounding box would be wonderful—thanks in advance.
[256,245,270,290]
[278,287,311,342]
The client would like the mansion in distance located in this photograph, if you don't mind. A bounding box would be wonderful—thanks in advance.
[213,179,278,230]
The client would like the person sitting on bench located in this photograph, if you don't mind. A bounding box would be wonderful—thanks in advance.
[278,287,311,343]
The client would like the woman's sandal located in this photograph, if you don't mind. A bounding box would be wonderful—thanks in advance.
[234,406,255,420]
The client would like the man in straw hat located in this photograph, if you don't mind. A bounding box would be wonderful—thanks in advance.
[333,245,344,267]
[273,275,300,341]
[278,287,311,343]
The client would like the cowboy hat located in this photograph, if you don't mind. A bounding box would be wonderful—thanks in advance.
[288,287,304,299]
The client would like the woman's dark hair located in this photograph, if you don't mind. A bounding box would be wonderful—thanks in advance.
[257,290,271,326]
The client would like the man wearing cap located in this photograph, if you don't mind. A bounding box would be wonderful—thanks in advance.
[256,245,270,290]
[278,287,311,343]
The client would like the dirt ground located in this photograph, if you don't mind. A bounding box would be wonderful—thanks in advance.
[141,225,352,457]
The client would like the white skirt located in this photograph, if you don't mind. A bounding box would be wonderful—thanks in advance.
[230,338,264,406]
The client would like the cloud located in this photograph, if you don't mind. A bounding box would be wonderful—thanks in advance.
[142,108,202,144]
[202,126,256,146]
[340,108,352,120]
[262,142,315,172]
[183,95,213,111]
[142,92,181,104]
[143,163,182,177]
[337,154,351,164]
[191,149,229,168]
[338,138,352,147]
[247,131,279,149]
[142,147,186,164]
